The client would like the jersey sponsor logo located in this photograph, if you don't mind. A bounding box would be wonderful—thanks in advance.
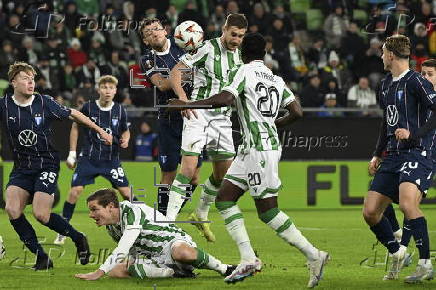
[97,128,112,142]
[160,155,167,164]
[397,90,404,101]
[386,105,399,126]
[34,113,42,126]
[112,118,119,127]
[8,116,16,122]
[91,117,98,123]
[18,129,37,146]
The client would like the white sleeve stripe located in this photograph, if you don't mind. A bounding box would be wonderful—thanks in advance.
[99,228,140,273]
[416,77,433,103]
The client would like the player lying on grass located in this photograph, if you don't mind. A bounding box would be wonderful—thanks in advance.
[75,188,236,280]
[169,32,329,288]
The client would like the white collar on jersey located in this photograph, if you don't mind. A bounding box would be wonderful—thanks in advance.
[154,38,171,56]
[392,69,410,82]
[12,94,35,107]
[96,100,114,111]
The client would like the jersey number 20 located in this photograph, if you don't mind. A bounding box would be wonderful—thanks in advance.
[255,82,279,117]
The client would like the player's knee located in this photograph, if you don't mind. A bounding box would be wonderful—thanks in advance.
[33,211,50,224]
[398,201,417,216]
[171,244,192,262]
[362,207,378,224]
[70,187,83,200]
[5,203,22,219]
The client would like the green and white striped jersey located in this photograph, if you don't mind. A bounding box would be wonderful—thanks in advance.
[222,60,295,152]
[180,37,242,116]
[106,201,190,257]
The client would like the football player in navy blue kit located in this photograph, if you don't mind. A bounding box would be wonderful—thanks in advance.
[1,62,112,270]
[54,75,132,245]
[364,35,435,282]
[139,18,201,217]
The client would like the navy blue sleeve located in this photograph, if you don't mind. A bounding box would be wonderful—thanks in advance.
[412,74,436,108]
[45,95,71,120]
[0,98,4,119]
[120,105,129,132]
[80,102,90,117]
[139,50,158,79]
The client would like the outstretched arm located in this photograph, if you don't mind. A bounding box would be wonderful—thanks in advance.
[69,109,112,145]
[66,122,79,169]
[275,99,303,129]
[75,228,141,280]
[169,91,234,109]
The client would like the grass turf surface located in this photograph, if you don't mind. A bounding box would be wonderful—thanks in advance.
[0,209,435,289]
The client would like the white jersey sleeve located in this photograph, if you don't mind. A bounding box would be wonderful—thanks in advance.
[179,42,210,69]
[281,84,296,107]
[222,65,246,98]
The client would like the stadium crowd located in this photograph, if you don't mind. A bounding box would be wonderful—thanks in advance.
[0,0,435,117]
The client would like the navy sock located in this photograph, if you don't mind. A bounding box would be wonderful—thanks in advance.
[157,186,169,215]
[180,184,197,211]
[62,201,76,223]
[383,204,400,232]
[400,218,413,247]
[409,217,430,259]
[10,214,47,258]
[44,213,81,242]
[370,216,400,254]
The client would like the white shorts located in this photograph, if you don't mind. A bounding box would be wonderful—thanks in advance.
[153,238,197,271]
[225,149,282,199]
[181,110,235,161]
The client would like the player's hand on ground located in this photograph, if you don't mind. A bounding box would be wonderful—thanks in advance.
[368,156,381,176]
[99,130,113,145]
[120,138,129,149]
[66,151,77,169]
[75,269,105,280]
[395,128,410,140]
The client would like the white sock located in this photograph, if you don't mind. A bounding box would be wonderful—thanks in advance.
[196,176,219,220]
[418,259,432,267]
[166,174,191,221]
[206,253,227,274]
[393,228,402,242]
[218,203,256,262]
[266,210,318,261]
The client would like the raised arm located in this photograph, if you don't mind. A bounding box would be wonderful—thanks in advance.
[69,109,112,145]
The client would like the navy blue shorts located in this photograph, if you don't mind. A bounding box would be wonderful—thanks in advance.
[71,157,129,188]
[370,149,433,203]
[7,167,60,196]
[158,118,202,172]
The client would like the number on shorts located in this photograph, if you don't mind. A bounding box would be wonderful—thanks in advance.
[40,172,57,183]
[110,167,125,179]
[248,173,261,186]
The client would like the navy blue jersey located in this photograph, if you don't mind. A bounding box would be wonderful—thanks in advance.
[378,70,436,152]
[139,37,191,120]
[79,101,128,161]
[0,93,71,169]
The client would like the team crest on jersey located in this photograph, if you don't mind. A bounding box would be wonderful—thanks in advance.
[397,90,404,101]
[112,118,119,127]
[34,113,42,126]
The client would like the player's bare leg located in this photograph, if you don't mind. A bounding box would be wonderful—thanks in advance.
[255,197,329,288]
[190,159,232,242]
[55,186,84,244]
[166,155,199,220]
[33,191,90,265]
[363,191,406,280]
[170,241,234,276]
[6,186,52,270]
[215,180,261,283]
[398,182,434,283]
[117,186,133,200]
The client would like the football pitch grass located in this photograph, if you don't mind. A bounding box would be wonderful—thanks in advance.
[1,161,435,289]
[0,209,435,289]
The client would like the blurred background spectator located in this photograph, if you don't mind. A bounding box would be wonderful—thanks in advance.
[134,121,158,161]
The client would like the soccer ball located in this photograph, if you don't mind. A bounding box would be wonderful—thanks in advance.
[174,21,204,51]
[0,236,5,260]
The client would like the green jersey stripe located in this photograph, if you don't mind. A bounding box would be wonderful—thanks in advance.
[143,234,175,243]
[264,122,279,150]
